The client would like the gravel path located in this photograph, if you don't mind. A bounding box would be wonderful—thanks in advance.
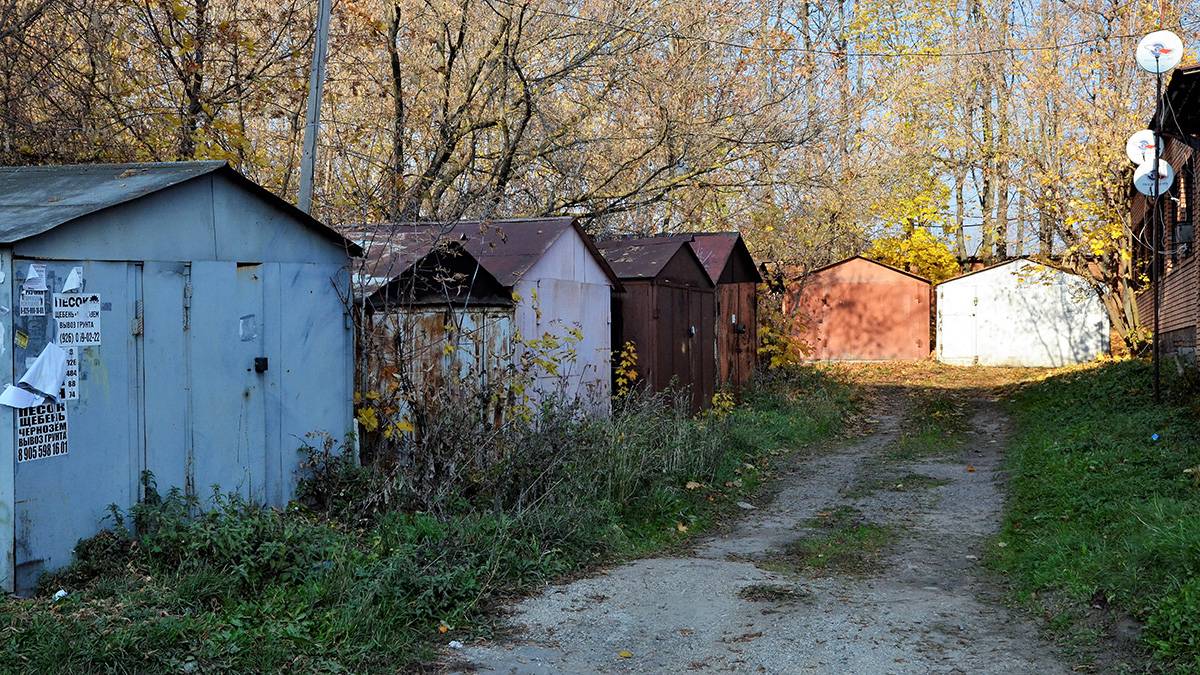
[445,388,1073,674]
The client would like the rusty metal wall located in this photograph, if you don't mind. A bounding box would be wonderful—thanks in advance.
[370,306,514,423]
[788,257,931,361]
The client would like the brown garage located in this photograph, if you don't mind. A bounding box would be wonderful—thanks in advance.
[687,233,761,391]
[598,237,716,412]
[784,256,931,361]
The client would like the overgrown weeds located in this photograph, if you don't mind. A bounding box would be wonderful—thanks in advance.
[0,365,857,673]
[994,359,1200,670]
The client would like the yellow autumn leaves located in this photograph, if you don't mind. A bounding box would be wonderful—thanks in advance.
[866,227,960,283]
[354,390,415,439]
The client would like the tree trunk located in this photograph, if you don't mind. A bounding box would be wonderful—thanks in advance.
[387,3,406,220]
[179,0,208,160]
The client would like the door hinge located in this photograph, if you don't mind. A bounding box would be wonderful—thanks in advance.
[132,300,144,336]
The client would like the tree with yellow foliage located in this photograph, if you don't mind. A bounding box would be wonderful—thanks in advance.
[866,227,960,283]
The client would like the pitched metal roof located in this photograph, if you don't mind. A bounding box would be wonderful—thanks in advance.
[686,232,762,284]
[686,233,739,281]
[805,255,932,284]
[361,239,511,309]
[0,161,361,254]
[605,231,761,285]
[595,236,713,288]
[595,236,686,278]
[353,217,621,290]
[350,226,454,296]
[934,255,1084,286]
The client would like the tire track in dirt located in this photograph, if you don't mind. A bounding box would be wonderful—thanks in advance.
[446,387,1073,674]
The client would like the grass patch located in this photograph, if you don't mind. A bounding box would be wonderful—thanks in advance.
[843,472,951,499]
[888,393,970,461]
[994,359,1200,671]
[0,366,858,673]
[737,583,810,603]
[763,506,895,577]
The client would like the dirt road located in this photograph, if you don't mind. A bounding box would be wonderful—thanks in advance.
[447,383,1072,674]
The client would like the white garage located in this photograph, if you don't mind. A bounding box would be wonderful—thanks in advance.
[936,258,1110,367]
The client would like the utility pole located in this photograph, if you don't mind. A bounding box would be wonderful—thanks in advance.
[298,0,332,214]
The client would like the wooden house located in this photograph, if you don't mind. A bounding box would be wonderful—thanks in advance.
[784,256,931,361]
[597,237,716,412]
[1133,64,1199,361]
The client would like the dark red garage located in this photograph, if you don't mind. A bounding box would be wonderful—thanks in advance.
[598,237,716,412]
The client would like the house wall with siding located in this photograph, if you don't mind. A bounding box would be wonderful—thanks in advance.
[1131,133,1199,358]
[1136,254,1199,357]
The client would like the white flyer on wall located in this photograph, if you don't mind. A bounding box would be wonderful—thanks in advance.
[53,293,102,346]
[59,347,78,400]
[23,263,47,291]
[17,401,68,462]
[19,288,45,316]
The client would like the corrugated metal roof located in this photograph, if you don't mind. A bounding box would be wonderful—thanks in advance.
[595,236,692,279]
[0,161,360,254]
[354,217,622,290]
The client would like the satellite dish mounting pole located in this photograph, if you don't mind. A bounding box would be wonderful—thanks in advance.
[1152,57,1162,402]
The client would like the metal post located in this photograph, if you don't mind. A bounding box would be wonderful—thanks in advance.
[0,248,15,592]
[1153,63,1162,401]
[298,0,332,214]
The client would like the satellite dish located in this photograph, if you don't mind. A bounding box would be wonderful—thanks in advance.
[1136,30,1183,73]
[1133,159,1176,196]
[1125,130,1161,165]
